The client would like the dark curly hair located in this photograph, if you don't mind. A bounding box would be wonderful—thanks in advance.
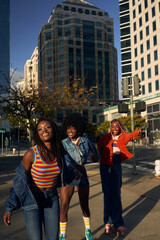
[62,112,86,136]
[35,118,63,168]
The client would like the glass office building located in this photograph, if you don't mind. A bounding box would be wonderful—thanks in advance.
[0,0,10,92]
[38,0,118,104]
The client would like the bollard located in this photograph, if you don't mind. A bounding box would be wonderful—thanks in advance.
[155,160,160,178]
[13,148,16,155]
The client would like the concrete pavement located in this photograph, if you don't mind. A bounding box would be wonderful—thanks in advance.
[0,160,160,239]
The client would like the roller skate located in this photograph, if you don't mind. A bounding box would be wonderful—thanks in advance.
[116,226,125,237]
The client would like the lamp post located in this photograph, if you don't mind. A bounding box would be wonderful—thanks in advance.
[18,122,20,156]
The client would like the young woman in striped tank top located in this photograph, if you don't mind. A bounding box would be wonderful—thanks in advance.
[3,118,67,240]
[97,119,141,237]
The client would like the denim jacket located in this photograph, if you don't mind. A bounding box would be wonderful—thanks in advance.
[5,153,75,213]
[62,137,100,170]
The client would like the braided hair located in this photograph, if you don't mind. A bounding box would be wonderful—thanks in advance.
[110,119,127,133]
[35,118,63,168]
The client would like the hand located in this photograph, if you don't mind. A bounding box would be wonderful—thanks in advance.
[73,168,83,180]
[3,212,12,226]
[137,128,142,135]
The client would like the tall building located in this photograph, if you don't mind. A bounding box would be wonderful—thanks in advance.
[0,0,10,92]
[119,0,160,99]
[119,0,160,141]
[38,0,118,104]
[24,47,38,92]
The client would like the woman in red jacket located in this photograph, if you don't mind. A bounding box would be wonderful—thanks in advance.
[97,119,141,237]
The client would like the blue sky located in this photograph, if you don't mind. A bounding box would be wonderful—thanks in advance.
[10,0,121,80]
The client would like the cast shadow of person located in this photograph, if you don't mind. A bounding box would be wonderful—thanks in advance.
[92,184,160,240]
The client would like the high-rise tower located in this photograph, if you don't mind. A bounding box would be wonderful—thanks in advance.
[0,0,10,92]
[38,0,118,103]
[119,0,160,99]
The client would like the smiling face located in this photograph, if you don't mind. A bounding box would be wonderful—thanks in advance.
[37,121,53,142]
[67,126,78,140]
[111,121,120,136]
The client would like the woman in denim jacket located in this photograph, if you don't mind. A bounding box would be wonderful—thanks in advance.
[3,118,75,240]
[59,113,100,240]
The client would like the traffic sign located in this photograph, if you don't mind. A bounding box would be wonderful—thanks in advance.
[0,130,5,133]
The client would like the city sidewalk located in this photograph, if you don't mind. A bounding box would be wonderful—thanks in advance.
[0,162,160,239]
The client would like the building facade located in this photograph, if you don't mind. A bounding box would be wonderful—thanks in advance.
[0,0,10,92]
[38,0,118,105]
[119,0,160,142]
[24,47,38,91]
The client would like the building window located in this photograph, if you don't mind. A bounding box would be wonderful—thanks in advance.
[135,61,138,70]
[65,19,70,25]
[71,7,76,12]
[133,9,136,18]
[58,28,62,38]
[148,68,151,78]
[153,35,157,46]
[59,55,64,60]
[78,8,83,13]
[45,24,51,30]
[155,65,158,75]
[59,48,64,53]
[91,10,96,15]
[151,0,154,3]
[68,39,73,44]
[59,62,64,68]
[59,40,64,45]
[134,35,137,44]
[134,48,137,57]
[60,70,64,76]
[45,32,51,40]
[64,6,69,11]
[133,22,136,31]
[141,58,144,67]
[146,26,149,36]
[132,0,135,6]
[139,17,142,27]
[48,65,52,70]
[141,71,144,81]
[97,29,102,41]
[152,7,155,17]
[47,43,52,48]
[155,80,159,90]
[97,43,102,48]
[140,44,143,53]
[138,4,141,13]
[140,30,143,40]
[75,26,80,38]
[152,21,156,31]
[47,50,52,55]
[148,82,152,93]
[75,19,80,23]
[154,50,158,60]
[144,0,148,8]
[142,85,145,94]
[146,40,150,50]
[145,12,149,22]
[58,20,62,25]
[85,9,90,14]
[147,54,150,64]
[47,57,52,62]
[97,22,101,27]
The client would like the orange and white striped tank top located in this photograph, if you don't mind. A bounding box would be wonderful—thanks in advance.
[31,145,61,188]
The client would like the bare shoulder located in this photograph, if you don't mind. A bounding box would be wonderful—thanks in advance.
[22,148,34,171]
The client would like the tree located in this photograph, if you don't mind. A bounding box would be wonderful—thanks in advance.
[118,114,145,132]
[96,121,110,136]
[0,72,98,145]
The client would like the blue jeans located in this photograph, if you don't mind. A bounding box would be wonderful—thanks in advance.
[23,188,59,240]
[100,155,124,228]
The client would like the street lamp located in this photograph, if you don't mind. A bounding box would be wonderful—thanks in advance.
[18,122,20,156]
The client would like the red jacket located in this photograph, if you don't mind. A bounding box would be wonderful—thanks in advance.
[97,129,140,166]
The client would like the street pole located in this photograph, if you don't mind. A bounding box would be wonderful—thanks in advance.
[130,95,137,175]
[2,132,3,155]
